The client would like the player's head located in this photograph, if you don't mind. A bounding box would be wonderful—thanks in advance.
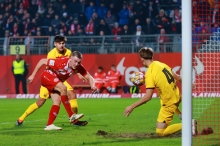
[138,47,154,67]
[54,35,67,52]
[69,51,83,69]
[98,66,103,73]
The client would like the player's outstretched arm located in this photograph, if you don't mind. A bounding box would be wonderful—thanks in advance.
[28,58,48,83]
[172,70,182,83]
[77,73,87,83]
[84,72,97,92]
[124,88,154,117]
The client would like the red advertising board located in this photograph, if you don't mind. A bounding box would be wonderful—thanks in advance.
[1,53,218,95]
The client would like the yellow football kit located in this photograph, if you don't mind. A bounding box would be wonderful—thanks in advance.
[40,48,73,99]
[145,61,181,125]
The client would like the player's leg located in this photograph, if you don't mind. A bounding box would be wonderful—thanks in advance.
[156,106,182,136]
[64,81,88,126]
[54,82,84,123]
[111,82,119,93]
[16,86,49,126]
[44,93,62,130]
[105,82,112,92]
[21,75,27,94]
[14,75,20,94]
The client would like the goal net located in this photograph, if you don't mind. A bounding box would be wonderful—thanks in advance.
[192,0,220,145]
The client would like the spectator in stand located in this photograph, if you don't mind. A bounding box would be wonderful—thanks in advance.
[132,25,145,47]
[91,12,100,29]
[170,7,182,34]
[58,28,65,36]
[104,10,116,30]
[157,28,170,52]
[61,12,69,24]
[36,27,43,36]
[143,18,156,35]
[29,18,38,34]
[112,22,122,42]
[37,5,46,16]
[35,13,43,26]
[0,24,4,37]
[70,18,81,35]
[10,23,20,37]
[119,24,131,43]
[87,38,97,45]
[198,0,211,21]
[109,3,118,19]
[85,1,97,21]
[105,65,121,94]
[54,0,65,12]
[132,0,144,24]
[51,14,61,30]
[24,32,34,46]
[130,18,141,34]
[212,4,220,24]
[66,15,74,27]
[43,14,52,26]
[68,0,81,18]
[97,2,108,19]
[199,28,209,44]
[85,18,95,35]
[96,19,111,35]
[193,14,200,26]
[46,7,55,19]
[78,12,88,29]
[94,66,107,93]
[211,23,220,33]
[46,26,55,36]
[155,9,170,33]
[192,24,199,43]
[144,0,158,23]
[59,4,68,18]
[67,30,73,36]
[196,21,209,33]
[119,4,129,26]
[59,21,68,35]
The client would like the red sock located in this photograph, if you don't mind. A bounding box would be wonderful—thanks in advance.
[60,95,74,117]
[47,105,60,126]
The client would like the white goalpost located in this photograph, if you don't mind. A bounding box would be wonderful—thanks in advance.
[182,0,192,146]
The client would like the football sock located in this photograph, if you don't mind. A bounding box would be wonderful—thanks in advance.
[47,105,60,126]
[61,95,74,117]
[69,99,78,114]
[175,108,182,120]
[156,123,182,136]
[18,102,39,121]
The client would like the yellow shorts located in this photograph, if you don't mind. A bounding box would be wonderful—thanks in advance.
[39,81,73,99]
[157,101,180,125]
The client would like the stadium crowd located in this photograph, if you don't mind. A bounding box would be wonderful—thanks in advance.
[0,0,219,49]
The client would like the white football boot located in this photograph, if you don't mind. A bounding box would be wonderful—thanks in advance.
[192,119,198,136]
[69,113,84,123]
[44,124,62,130]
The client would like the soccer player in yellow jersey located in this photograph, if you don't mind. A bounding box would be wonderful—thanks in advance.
[16,35,88,126]
[124,47,182,136]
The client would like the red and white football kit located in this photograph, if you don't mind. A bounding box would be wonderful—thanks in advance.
[105,69,121,91]
[94,71,106,91]
[41,57,87,93]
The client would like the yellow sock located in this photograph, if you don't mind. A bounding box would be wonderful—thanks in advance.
[156,123,182,136]
[69,99,78,114]
[18,103,39,121]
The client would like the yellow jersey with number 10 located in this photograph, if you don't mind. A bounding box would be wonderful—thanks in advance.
[47,47,72,59]
[145,61,181,106]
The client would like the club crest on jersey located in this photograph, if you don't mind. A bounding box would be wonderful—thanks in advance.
[54,78,59,82]
[49,60,55,66]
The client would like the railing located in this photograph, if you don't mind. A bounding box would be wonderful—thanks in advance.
[0,34,215,55]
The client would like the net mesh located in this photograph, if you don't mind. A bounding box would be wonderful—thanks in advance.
[192,0,220,145]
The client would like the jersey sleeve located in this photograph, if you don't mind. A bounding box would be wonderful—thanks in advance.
[47,59,57,69]
[76,64,87,76]
[145,69,155,89]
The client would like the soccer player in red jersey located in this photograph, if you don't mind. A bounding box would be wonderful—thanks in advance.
[105,65,121,93]
[28,51,97,130]
[94,66,107,93]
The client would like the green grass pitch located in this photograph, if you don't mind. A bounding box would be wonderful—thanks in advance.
[0,98,219,146]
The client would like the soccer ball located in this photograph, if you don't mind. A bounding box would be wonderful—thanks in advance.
[130,72,145,86]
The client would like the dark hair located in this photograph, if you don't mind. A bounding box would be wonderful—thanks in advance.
[138,47,154,60]
[54,35,67,42]
[71,51,82,59]
[98,66,103,70]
